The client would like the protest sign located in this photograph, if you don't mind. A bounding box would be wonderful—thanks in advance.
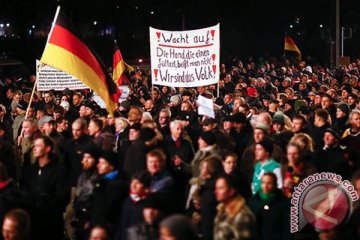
[150,24,220,88]
[197,95,215,118]
[36,60,89,91]
[119,85,130,100]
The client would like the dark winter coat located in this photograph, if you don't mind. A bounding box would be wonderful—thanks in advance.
[248,189,291,240]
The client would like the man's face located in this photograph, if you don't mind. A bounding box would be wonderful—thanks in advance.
[321,97,332,110]
[79,106,87,117]
[253,129,266,143]
[73,95,81,106]
[147,155,161,175]
[198,137,209,150]
[22,121,35,138]
[27,108,34,118]
[129,129,140,141]
[53,112,62,119]
[33,138,49,158]
[350,113,360,130]
[261,175,276,194]
[324,132,337,147]
[6,89,13,99]
[223,121,232,131]
[86,107,94,116]
[44,93,52,103]
[291,119,303,133]
[59,119,68,131]
[223,156,237,174]
[159,113,169,125]
[336,108,346,119]
[143,208,160,225]
[130,179,147,195]
[97,158,114,175]
[2,217,17,240]
[14,94,21,102]
[42,122,54,135]
[224,95,232,104]
[215,178,235,202]
[255,144,268,162]
[144,100,154,110]
[72,122,84,140]
[170,122,182,139]
[287,145,300,166]
[88,121,99,136]
[82,153,96,170]
[224,74,231,83]
[89,227,108,240]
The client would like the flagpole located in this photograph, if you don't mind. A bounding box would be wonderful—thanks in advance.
[25,77,39,119]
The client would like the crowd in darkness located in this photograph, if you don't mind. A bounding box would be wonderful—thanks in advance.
[1,55,360,240]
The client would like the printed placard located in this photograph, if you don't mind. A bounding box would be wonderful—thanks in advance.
[150,24,220,87]
[36,60,89,91]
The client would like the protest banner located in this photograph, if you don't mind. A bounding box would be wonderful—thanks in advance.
[36,60,89,91]
[150,24,220,88]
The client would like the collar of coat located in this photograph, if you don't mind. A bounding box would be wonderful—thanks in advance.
[217,195,246,219]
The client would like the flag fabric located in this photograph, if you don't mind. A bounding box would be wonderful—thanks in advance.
[284,36,301,60]
[112,41,133,86]
[40,6,121,114]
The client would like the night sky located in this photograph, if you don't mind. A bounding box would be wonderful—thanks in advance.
[1,0,360,68]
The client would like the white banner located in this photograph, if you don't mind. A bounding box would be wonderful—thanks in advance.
[150,24,220,88]
[36,60,89,91]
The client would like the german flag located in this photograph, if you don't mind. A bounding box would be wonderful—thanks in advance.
[284,36,301,60]
[40,7,121,114]
[113,40,133,86]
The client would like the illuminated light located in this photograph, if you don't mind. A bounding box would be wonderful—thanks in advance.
[138,59,143,63]
[319,24,323,28]
[290,25,293,29]
[32,25,35,29]
[93,21,97,26]
[0,24,4,28]
[6,23,10,27]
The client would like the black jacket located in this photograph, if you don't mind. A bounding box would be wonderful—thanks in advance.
[22,157,70,240]
[90,172,128,228]
[248,189,291,240]
[64,135,95,186]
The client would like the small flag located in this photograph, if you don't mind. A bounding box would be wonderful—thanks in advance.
[284,36,301,60]
[40,6,121,114]
[113,40,133,86]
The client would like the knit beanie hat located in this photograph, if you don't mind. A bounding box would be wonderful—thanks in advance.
[199,131,216,145]
[336,102,350,116]
[160,215,197,240]
[257,138,274,155]
[140,127,156,141]
[272,111,285,125]
[254,123,270,135]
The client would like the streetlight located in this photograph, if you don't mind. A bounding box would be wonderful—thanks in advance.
[6,23,10,27]
[93,21,97,26]
[319,24,323,28]
[0,24,4,28]
[32,25,35,29]
[289,25,293,29]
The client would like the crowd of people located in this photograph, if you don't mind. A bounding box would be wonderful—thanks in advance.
[0,56,360,240]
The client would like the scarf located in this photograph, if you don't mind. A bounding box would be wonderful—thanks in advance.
[130,191,149,203]
[259,189,276,205]
[103,170,119,180]
[0,180,9,189]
